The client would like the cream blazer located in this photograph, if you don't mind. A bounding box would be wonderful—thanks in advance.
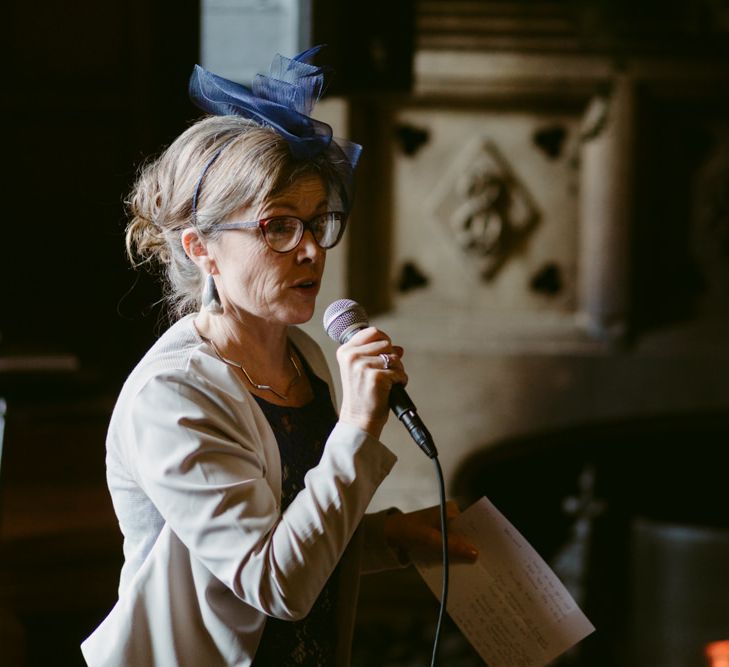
[81,316,400,666]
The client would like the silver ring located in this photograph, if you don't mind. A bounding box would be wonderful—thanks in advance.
[379,353,391,370]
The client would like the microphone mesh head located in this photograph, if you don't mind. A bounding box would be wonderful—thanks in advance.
[323,299,369,343]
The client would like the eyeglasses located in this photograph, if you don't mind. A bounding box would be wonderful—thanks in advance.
[215,211,347,253]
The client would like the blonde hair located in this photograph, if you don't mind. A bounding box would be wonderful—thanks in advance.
[126,115,348,317]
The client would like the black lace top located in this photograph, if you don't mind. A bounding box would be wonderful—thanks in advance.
[251,365,340,666]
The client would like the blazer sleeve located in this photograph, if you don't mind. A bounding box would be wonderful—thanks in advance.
[127,368,397,621]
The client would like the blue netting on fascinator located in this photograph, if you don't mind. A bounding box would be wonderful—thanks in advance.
[188,45,361,167]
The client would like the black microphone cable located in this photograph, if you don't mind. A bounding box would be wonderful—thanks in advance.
[323,299,449,666]
[430,456,449,667]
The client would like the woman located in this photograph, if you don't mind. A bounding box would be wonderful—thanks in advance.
[82,47,476,666]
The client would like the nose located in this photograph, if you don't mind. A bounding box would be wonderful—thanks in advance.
[295,228,323,262]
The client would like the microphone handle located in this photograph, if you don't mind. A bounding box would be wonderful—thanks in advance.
[389,384,438,459]
[340,325,437,458]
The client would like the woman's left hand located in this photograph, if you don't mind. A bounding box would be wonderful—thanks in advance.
[383,501,479,564]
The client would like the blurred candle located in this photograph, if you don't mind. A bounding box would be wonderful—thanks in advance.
[706,640,729,667]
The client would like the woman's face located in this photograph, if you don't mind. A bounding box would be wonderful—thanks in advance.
[210,173,329,328]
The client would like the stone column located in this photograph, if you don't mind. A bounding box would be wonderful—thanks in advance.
[577,73,635,341]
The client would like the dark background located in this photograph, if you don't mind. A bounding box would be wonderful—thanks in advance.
[3,0,201,388]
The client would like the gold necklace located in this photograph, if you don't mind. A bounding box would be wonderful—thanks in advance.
[204,336,302,401]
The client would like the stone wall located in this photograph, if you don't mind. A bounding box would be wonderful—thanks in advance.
[304,50,729,514]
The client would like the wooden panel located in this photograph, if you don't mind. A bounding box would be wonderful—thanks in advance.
[1,0,199,387]
[1,1,199,662]
[0,392,122,666]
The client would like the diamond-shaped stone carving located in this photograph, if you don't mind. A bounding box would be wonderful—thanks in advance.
[433,138,540,280]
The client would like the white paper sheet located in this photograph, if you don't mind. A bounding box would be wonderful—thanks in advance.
[415,496,595,667]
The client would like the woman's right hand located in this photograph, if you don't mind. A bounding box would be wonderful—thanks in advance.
[336,326,407,439]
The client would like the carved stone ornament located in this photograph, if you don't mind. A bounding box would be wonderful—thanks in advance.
[432,138,540,280]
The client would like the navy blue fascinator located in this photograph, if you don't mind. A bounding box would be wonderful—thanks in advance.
[188,45,361,168]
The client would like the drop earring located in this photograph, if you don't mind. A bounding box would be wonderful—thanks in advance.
[202,273,223,314]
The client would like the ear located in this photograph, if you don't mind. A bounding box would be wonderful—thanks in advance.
[181,228,216,272]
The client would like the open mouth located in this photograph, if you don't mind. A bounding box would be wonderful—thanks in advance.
[292,280,318,290]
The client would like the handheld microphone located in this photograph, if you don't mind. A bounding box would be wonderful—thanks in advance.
[323,299,438,458]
